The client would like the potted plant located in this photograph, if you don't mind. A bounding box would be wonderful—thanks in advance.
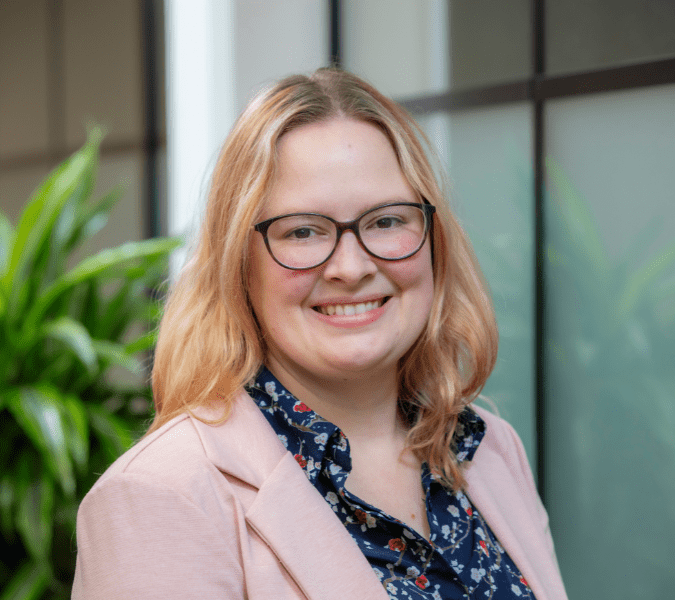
[0,130,180,599]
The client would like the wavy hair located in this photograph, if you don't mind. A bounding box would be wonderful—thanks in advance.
[149,68,498,490]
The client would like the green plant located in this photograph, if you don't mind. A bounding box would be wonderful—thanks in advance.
[0,131,181,599]
[544,159,675,598]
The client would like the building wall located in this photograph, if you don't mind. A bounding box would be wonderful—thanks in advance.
[0,0,157,255]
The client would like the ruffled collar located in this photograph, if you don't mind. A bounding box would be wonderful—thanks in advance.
[245,366,485,485]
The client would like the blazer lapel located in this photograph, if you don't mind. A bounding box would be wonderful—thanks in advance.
[191,393,389,600]
[247,452,388,600]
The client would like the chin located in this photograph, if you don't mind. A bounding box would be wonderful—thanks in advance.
[318,350,398,377]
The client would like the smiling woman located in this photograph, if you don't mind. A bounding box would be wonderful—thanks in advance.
[247,119,435,398]
[72,69,569,600]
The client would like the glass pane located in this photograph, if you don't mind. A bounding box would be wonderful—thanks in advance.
[450,0,531,90]
[235,0,328,110]
[547,0,675,75]
[544,84,675,597]
[343,0,450,98]
[418,104,536,466]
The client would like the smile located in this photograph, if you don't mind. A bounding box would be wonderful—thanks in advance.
[313,297,390,316]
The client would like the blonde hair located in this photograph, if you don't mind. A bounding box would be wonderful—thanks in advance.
[150,68,498,490]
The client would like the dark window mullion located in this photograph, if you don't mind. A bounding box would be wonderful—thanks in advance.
[400,81,531,113]
[535,56,675,100]
[329,0,342,67]
[141,0,161,239]
[533,0,546,503]
[399,57,675,115]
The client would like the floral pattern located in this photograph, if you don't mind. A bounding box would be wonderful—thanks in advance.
[247,367,536,599]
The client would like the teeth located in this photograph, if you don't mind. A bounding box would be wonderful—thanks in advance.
[317,299,385,316]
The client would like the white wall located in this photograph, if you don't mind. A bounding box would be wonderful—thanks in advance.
[235,0,328,111]
[165,0,328,272]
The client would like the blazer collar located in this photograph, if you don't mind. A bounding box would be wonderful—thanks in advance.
[190,390,288,488]
[190,392,389,600]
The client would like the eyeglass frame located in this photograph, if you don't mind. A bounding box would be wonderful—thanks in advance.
[253,201,436,270]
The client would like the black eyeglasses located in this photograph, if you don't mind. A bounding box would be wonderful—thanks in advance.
[253,202,435,270]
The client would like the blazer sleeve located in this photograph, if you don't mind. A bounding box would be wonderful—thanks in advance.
[71,472,245,600]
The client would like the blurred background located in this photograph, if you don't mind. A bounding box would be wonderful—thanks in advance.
[1,0,674,597]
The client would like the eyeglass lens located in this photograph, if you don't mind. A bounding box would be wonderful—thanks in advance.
[265,204,429,269]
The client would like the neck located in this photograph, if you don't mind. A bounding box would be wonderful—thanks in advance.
[266,356,404,445]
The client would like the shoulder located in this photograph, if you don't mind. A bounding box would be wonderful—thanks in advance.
[86,413,215,503]
[73,394,276,599]
[467,404,540,516]
[466,404,545,528]
[73,412,248,599]
[82,390,287,509]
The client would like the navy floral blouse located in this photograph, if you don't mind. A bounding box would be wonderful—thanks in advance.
[246,367,536,599]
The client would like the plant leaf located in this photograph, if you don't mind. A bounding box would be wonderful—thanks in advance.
[2,129,103,320]
[92,339,142,374]
[61,394,90,471]
[24,237,181,335]
[6,386,76,496]
[545,157,609,274]
[78,277,101,333]
[65,187,122,252]
[0,560,51,600]
[88,405,134,461]
[40,316,98,374]
[125,330,157,355]
[96,279,136,341]
[0,473,15,539]
[617,240,675,319]
[0,211,13,276]
[0,212,14,319]
[15,458,55,562]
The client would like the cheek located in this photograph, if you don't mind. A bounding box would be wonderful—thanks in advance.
[248,245,317,323]
[391,249,435,332]
[391,245,434,291]
[272,269,317,306]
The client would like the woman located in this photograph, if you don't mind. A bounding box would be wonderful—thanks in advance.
[72,69,568,599]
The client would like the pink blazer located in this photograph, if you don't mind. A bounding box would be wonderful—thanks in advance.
[72,392,568,599]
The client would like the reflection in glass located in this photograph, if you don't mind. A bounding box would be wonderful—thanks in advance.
[545,85,675,597]
[450,0,530,90]
[418,105,536,466]
[547,0,675,75]
[342,0,449,98]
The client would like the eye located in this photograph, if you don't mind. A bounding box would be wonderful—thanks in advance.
[274,218,333,242]
[286,227,315,240]
[364,214,406,231]
[373,216,403,229]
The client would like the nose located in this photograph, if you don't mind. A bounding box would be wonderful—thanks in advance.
[322,230,377,284]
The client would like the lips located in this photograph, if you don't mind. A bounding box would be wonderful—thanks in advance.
[313,296,390,316]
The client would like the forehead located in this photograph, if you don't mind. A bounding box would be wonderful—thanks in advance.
[263,118,417,219]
